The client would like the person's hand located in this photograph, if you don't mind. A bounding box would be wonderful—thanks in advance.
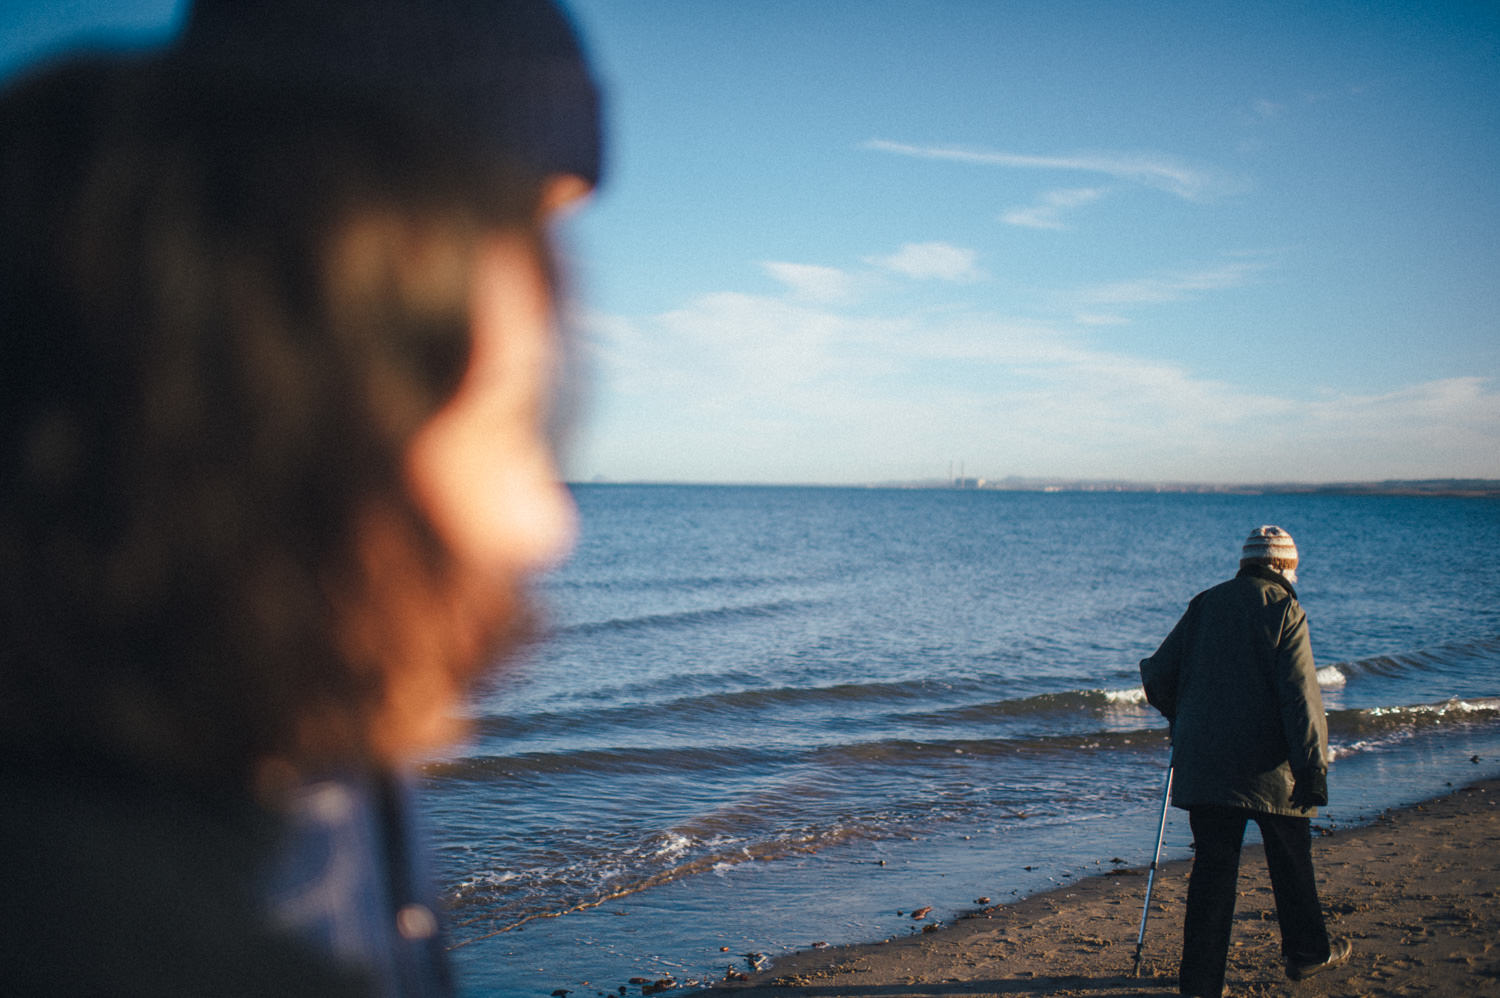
[1291,768,1328,809]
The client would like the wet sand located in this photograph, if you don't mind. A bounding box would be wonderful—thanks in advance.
[690,778,1500,998]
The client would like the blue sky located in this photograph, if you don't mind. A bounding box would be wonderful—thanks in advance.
[6,2,1498,485]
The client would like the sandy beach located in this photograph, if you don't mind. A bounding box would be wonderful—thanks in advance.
[688,777,1500,998]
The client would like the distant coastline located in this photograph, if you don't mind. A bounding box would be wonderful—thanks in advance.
[573,477,1500,498]
[914,476,1500,497]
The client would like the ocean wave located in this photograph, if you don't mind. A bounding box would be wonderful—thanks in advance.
[652,676,972,713]
[444,819,886,947]
[430,727,1172,791]
[675,677,1000,724]
[550,598,821,637]
[1330,634,1500,681]
[475,634,1498,752]
[425,744,783,783]
[895,687,1160,730]
[809,730,1167,769]
[1103,665,1343,705]
[546,571,807,594]
[443,694,1500,788]
[460,681,1169,764]
[1329,696,1500,759]
[467,674,971,744]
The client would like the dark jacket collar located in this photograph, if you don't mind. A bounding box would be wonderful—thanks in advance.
[1237,562,1297,600]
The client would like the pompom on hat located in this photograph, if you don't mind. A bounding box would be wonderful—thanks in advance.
[1240,525,1298,576]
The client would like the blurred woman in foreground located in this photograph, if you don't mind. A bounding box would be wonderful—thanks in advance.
[0,57,574,995]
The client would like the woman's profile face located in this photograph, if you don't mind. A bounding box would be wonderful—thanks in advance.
[405,233,577,605]
[346,231,576,761]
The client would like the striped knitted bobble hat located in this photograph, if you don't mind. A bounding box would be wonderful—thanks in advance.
[1241,525,1298,578]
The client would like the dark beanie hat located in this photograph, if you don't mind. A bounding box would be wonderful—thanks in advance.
[173,0,604,186]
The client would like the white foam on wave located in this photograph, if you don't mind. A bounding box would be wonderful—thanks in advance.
[1329,696,1500,761]
[1105,667,1342,704]
[1317,665,1347,689]
[650,831,694,861]
[1365,696,1500,719]
[451,867,529,903]
[1103,667,1343,705]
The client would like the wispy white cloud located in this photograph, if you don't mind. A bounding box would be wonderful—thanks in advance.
[573,285,1500,484]
[1252,98,1283,120]
[866,242,984,282]
[760,261,857,303]
[1076,260,1268,306]
[1001,186,1109,230]
[864,139,1237,201]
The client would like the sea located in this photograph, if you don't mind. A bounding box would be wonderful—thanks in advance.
[418,485,1500,998]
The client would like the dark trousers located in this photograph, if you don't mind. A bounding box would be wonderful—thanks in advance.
[1180,806,1331,997]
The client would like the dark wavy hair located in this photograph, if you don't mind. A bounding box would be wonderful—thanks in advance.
[0,57,549,793]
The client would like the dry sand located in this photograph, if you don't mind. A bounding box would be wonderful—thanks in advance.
[689,778,1500,998]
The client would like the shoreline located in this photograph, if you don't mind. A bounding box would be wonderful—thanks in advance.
[687,777,1500,997]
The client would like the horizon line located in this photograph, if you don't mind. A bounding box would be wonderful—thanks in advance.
[565,477,1500,497]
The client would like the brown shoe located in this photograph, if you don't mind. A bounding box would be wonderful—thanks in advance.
[1286,937,1352,981]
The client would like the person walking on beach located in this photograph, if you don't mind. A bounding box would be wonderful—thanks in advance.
[1140,526,1352,998]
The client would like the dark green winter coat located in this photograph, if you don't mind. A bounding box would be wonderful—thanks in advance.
[1139,565,1329,817]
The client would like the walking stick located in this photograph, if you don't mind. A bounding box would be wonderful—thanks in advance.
[1132,763,1174,977]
